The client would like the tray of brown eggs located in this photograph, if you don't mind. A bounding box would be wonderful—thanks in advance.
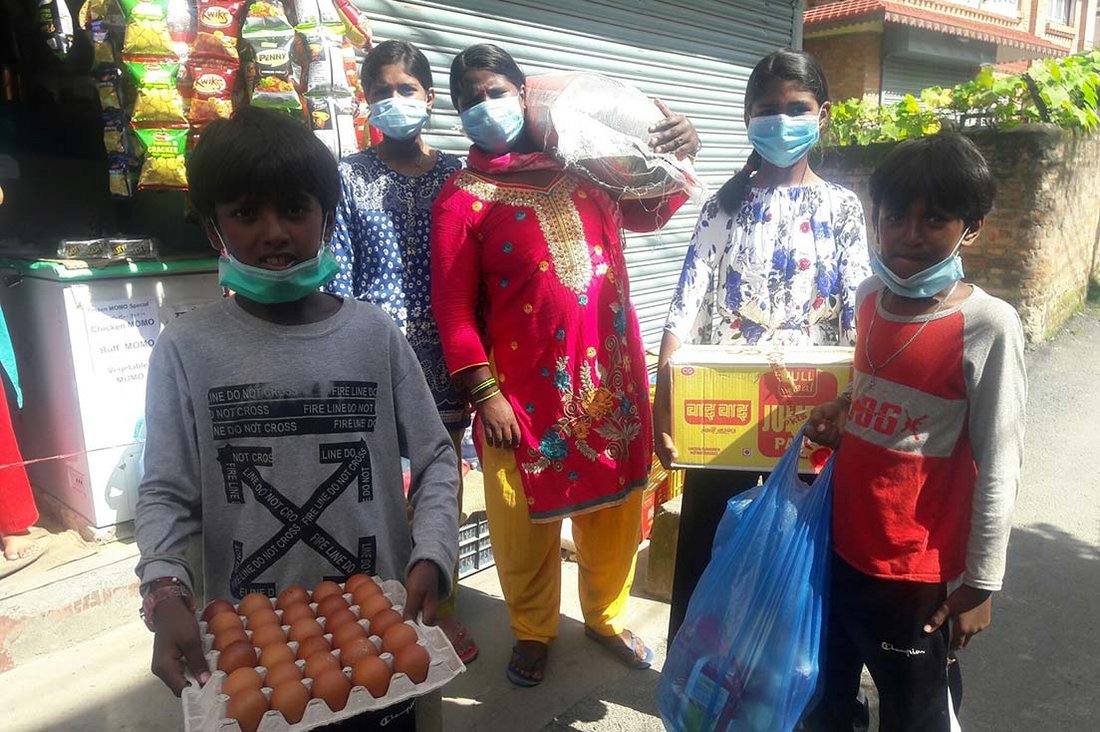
[181,574,465,732]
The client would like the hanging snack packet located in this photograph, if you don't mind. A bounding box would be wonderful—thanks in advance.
[303,28,350,98]
[96,66,124,111]
[121,0,174,57]
[108,154,137,198]
[103,114,137,155]
[38,0,75,59]
[242,0,291,35]
[127,57,187,125]
[294,0,341,30]
[247,32,302,113]
[90,20,120,67]
[192,0,244,61]
[135,127,189,189]
[333,0,370,48]
[308,95,358,158]
[187,61,237,123]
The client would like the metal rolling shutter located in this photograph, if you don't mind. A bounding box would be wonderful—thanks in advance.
[352,0,799,349]
[881,56,975,105]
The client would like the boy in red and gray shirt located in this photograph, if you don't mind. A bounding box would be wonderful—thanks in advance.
[807,133,1026,731]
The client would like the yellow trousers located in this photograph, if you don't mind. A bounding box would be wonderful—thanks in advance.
[480,440,642,644]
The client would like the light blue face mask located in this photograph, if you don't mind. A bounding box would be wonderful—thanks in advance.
[747,113,821,168]
[870,230,968,299]
[369,97,430,141]
[213,222,339,304]
[459,96,525,155]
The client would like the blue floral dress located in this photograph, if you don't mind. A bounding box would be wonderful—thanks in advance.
[328,148,469,430]
[665,183,870,347]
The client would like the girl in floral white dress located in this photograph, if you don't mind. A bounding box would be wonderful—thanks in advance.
[653,49,871,643]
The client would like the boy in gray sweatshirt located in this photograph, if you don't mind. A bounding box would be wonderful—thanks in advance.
[134,107,459,717]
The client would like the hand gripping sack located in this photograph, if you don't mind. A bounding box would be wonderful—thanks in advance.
[659,427,832,732]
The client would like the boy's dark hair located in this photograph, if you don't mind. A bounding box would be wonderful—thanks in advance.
[448,43,526,110]
[718,49,831,215]
[361,40,433,93]
[187,106,341,219]
[869,133,996,229]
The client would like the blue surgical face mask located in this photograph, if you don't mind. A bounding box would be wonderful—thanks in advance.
[369,97,430,141]
[747,113,821,168]
[459,96,525,154]
[213,222,339,304]
[870,229,968,299]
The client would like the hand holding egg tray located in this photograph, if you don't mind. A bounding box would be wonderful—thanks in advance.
[182,578,466,732]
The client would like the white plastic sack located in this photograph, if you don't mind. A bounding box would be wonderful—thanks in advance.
[525,73,707,203]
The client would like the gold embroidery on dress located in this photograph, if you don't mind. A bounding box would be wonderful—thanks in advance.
[455,172,593,294]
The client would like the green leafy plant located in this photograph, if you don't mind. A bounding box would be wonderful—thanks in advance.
[830,50,1100,146]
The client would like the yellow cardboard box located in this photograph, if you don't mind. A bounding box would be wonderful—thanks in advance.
[670,345,854,472]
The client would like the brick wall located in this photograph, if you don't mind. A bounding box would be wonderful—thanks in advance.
[805,32,883,103]
[816,127,1100,341]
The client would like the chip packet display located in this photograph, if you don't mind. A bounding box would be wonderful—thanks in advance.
[38,0,75,59]
[135,127,189,189]
[192,0,244,61]
[308,95,358,158]
[333,0,370,48]
[96,66,124,110]
[90,20,120,67]
[303,28,351,98]
[187,60,237,123]
[103,113,137,155]
[121,0,174,57]
[127,57,187,125]
[108,154,138,198]
[242,0,291,35]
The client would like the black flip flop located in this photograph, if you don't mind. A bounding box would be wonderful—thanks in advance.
[506,642,548,687]
[584,626,654,670]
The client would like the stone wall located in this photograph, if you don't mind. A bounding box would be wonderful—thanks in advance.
[816,126,1100,342]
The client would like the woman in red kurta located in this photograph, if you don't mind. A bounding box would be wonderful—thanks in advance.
[431,44,698,686]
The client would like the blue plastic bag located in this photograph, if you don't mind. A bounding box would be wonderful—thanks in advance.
[659,428,833,732]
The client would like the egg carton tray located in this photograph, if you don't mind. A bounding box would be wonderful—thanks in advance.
[182,579,465,732]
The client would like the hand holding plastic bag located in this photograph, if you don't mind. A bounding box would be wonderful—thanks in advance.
[659,427,832,732]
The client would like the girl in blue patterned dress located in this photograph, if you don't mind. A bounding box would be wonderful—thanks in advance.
[327,40,478,664]
[652,50,871,645]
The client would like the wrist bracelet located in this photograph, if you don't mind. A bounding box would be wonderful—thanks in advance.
[473,388,501,405]
[140,577,195,632]
[470,377,498,397]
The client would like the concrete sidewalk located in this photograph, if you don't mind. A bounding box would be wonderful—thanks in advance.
[4,547,671,732]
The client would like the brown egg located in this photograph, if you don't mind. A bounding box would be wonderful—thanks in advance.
[276,585,310,611]
[209,611,244,636]
[316,594,350,618]
[358,595,392,622]
[214,628,250,653]
[351,581,383,608]
[259,643,296,670]
[296,635,332,661]
[393,643,430,684]
[226,688,268,732]
[238,592,273,617]
[304,650,340,679]
[331,622,368,650]
[351,656,391,698]
[288,617,324,644]
[340,636,378,668]
[264,660,303,688]
[202,599,237,623]
[249,624,287,650]
[310,667,351,712]
[344,573,372,592]
[381,623,419,655]
[218,639,259,674]
[369,609,403,638]
[246,608,280,631]
[281,602,315,626]
[312,580,343,603]
[222,667,263,697]
[271,679,310,724]
[323,608,358,633]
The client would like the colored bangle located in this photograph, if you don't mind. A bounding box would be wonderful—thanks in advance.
[473,388,501,405]
[470,378,498,397]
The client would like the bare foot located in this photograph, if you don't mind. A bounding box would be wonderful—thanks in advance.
[2,532,40,560]
[438,615,479,663]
